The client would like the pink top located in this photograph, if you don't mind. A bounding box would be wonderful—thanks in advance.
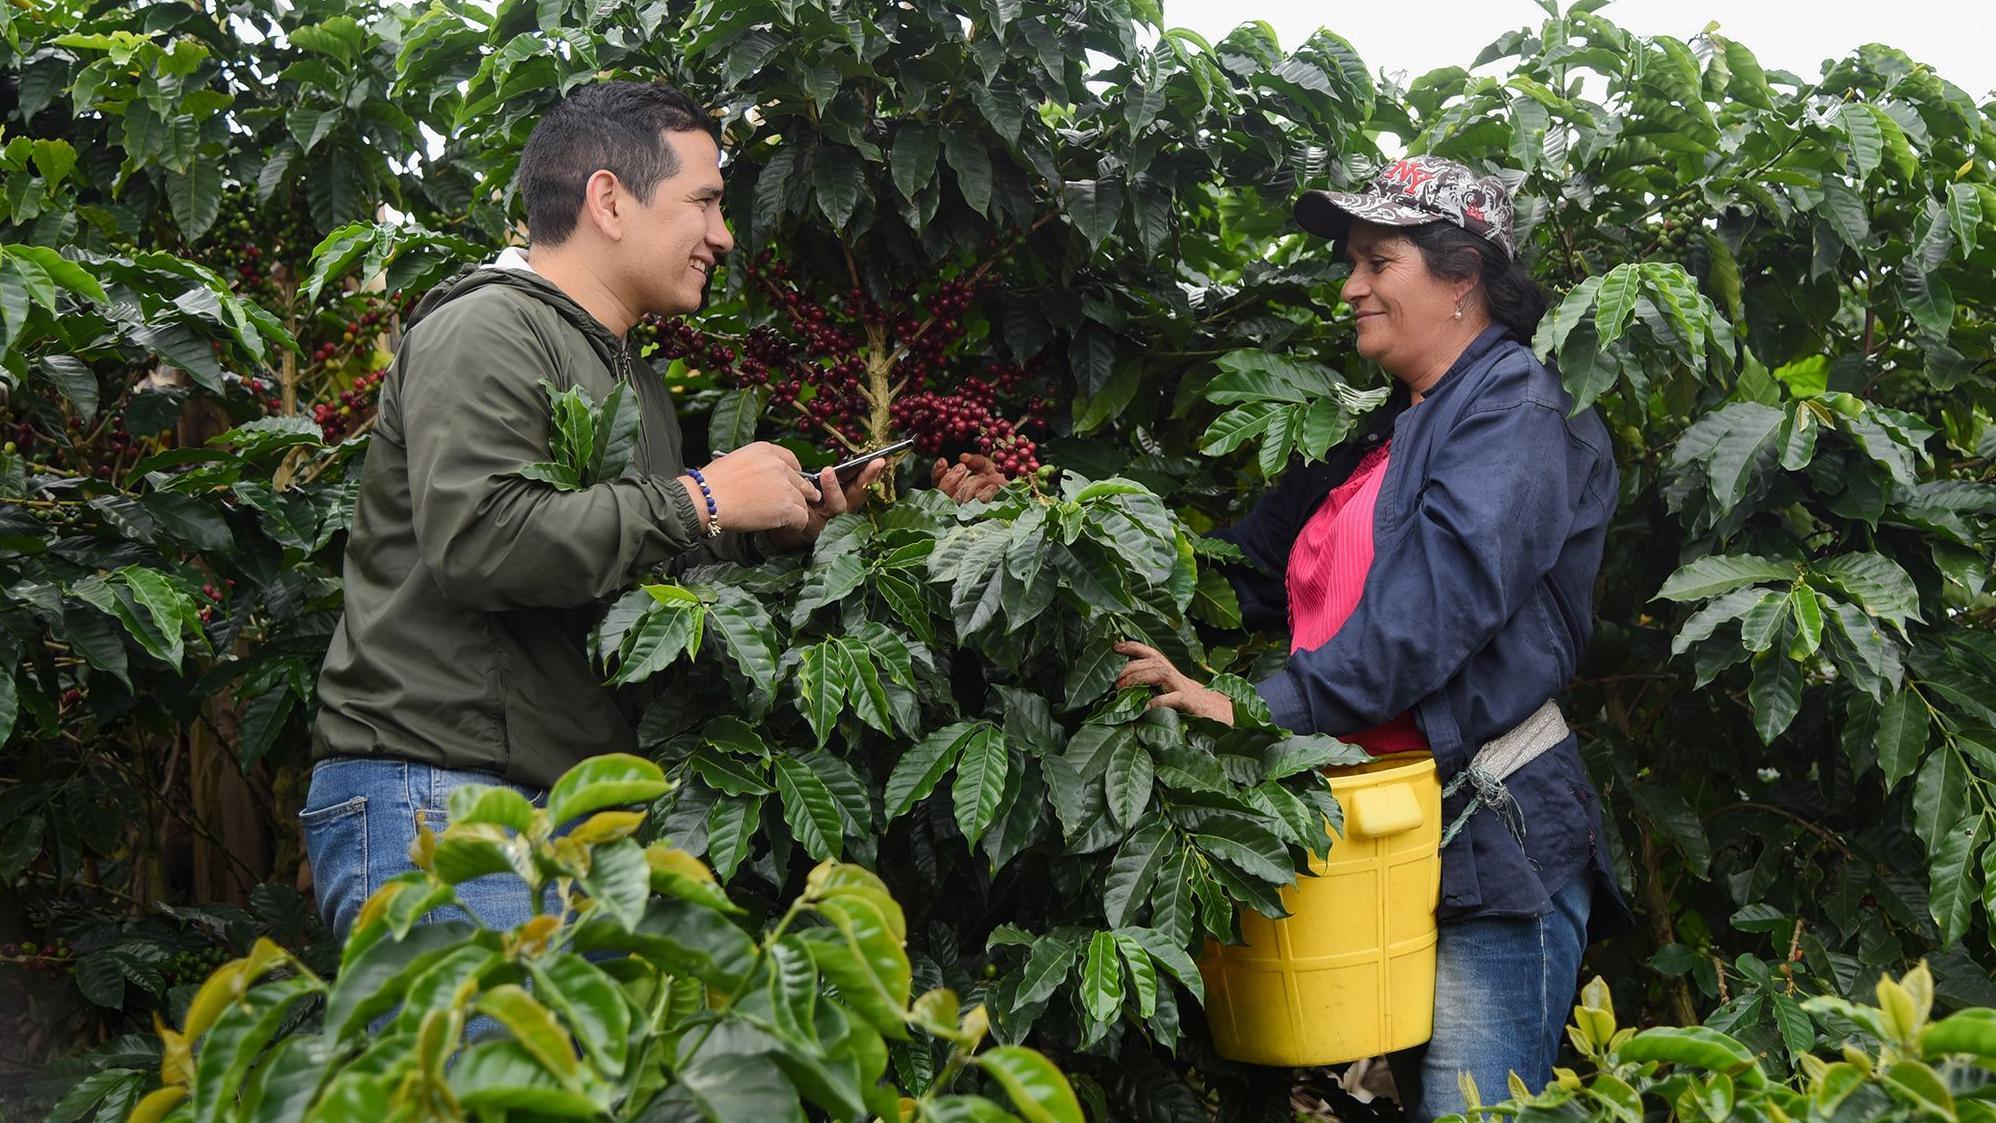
[1284,442,1428,753]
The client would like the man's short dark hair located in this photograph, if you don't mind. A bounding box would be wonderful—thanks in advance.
[517,81,713,246]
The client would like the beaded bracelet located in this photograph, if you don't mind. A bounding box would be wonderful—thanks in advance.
[685,468,722,538]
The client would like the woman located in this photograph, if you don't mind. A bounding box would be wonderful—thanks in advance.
[1116,156,1629,1122]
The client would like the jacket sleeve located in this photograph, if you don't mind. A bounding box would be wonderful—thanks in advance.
[1254,399,1576,734]
[396,299,713,611]
[667,529,768,573]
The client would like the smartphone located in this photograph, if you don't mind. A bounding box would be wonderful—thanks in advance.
[802,438,916,490]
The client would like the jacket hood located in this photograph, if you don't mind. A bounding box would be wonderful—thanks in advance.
[406,254,627,371]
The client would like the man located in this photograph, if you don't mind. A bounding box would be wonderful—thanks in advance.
[300,81,889,937]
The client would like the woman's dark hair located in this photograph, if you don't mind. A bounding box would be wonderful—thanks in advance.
[517,81,714,246]
[1398,221,1548,342]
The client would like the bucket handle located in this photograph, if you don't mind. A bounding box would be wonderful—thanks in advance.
[1348,783,1424,839]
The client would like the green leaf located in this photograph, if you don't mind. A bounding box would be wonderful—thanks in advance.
[527,953,630,1079]
[1064,179,1122,250]
[1818,178,1871,250]
[1836,103,1883,177]
[448,1041,603,1117]
[706,795,763,882]
[38,355,99,421]
[813,144,866,229]
[707,595,780,712]
[1014,931,1084,1007]
[942,129,993,215]
[545,753,670,828]
[807,893,911,1039]
[752,146,797,235]
[977,1046,1085,1123]
[1592,263,1641,349]
[885,722,978,820]
[1749,652,1801,743]
[7,244,106,304]
[952,725,1009,847]
[191,976,318,1123]
[1656,555,1795,602]
[708,387,766,455]
[1927,814,1985,947]
[1813,553,1921,629]
[590,382,641,481]
[1904,272,1954,338]
[325,921,479,1035]
[1191,816,1293,883]
[1946,182,1982,257]
[611,587,705,684]
[578,837,652,930]
[1079,931,1124,1022]
[1787,585,1824,659]
[1705,402,1785,511]
[113,566,196,670]
[1874,688,1930,791]
[657,1052,805,1123]
[1111,932,1158,1017]
[475,984,581,1086]
[1103,734,1154,829]
[445,784,536,833]
[166,160,223,240]
[774,754,844,861]
[889,125,939,201]
[1912,745,1969,853]
[1103,819,1171,928]
[1535,274,1604,357]
[796,641,851,747]
[1114,926,1205,1005]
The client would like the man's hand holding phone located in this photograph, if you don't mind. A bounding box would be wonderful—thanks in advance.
[769,455,890,552]
[682,442,821,533]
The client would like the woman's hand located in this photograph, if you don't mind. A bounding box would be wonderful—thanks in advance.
[932,453,1008,503]
[1113,640,1235,725]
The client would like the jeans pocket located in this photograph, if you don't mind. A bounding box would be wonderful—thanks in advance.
[416,765,547,820]
[299,796,370,938]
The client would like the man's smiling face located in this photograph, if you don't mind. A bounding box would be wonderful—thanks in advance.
[626,128,734,317]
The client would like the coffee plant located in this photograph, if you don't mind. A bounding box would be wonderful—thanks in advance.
[46,754,1088,1123]
[1440,963,1996,1123]
[3,0,1995,1117]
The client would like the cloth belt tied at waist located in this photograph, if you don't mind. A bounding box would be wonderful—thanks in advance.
[1437,699,1569,847]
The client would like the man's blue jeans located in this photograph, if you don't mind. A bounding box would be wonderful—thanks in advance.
[1393,871,1594,1123]
[300,757,549,939]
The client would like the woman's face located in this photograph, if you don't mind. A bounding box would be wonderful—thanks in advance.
[1340,221,1468,379]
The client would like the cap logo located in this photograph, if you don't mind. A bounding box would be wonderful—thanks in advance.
[1382,160,1437,192]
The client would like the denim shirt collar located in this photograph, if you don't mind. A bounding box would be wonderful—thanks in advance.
[1416,324,1513,406]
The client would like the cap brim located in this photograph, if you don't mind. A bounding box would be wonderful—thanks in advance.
[1294,189,1445,239]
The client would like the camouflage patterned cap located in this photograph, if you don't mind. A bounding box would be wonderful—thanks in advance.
[1295,156,1517,259]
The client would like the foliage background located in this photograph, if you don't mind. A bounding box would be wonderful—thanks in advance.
[1,0,1994,1117]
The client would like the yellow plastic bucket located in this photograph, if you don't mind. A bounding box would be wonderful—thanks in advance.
[1199,752,1442,1067]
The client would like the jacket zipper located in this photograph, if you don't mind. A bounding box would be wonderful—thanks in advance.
[615,341,657,474]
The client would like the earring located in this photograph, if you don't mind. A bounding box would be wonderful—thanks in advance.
[1451,303,1463,320]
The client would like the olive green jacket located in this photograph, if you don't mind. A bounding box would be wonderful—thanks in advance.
[313,260,758,789]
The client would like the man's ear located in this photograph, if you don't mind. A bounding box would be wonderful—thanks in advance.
[578,169,624,241]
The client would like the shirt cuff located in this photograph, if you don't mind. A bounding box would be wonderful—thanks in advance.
[1255,670,1311,734]
[659,473,709,546]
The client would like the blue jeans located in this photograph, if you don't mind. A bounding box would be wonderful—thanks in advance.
[1393,871,1594,1123]
[300,757,550,939]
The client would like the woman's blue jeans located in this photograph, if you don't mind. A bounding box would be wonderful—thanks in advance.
[1392,871,1594,1123]
[300,757,549,939]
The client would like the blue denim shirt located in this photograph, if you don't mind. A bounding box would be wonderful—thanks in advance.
[1218,327,1630,933]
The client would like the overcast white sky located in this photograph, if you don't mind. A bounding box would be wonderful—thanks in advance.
[1160,0,1996,101]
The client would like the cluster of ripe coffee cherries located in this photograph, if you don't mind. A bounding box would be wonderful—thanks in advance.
[650,255,1052,478]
